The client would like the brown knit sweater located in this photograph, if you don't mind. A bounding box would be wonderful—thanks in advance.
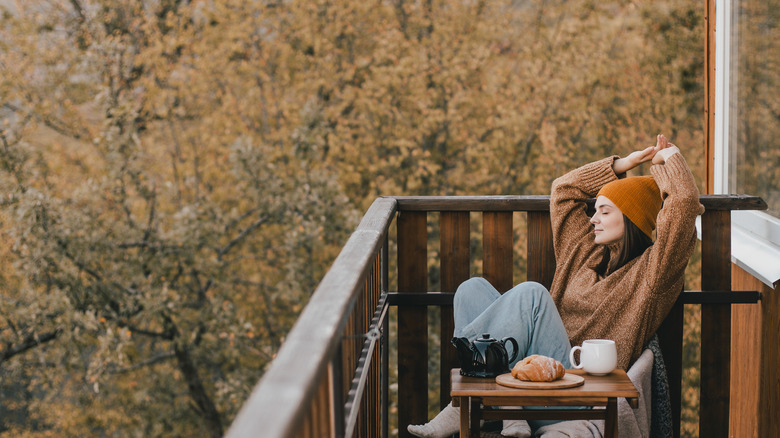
[549,153,704,369]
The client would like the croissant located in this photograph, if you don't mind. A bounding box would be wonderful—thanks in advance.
[511,354,565,382]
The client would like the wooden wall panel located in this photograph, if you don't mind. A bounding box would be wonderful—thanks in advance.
[731,264,779,438]
[761,274,780,438]
[729,299,759,437]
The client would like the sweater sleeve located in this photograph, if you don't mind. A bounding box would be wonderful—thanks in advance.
[550,156,621,269]
[642,153,705,324]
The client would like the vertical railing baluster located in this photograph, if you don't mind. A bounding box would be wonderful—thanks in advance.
[371,254,381,437]
[483,211,513,292]
[439,211,470,408]
[527,211,556,289]
[375,252,383,438]
[318,369,331,437]
[343,306,355,433]
[331,346,345,438]
[397,211,428,437]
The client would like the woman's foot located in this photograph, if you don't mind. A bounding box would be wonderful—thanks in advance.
[501,419,531,437]
[406,402,460,438]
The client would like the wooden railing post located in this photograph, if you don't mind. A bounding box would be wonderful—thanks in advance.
[397,211,428,437]
[439,212,470,409]
[699,210,732,437]
[527,211,556,289]
[483,211,513,292]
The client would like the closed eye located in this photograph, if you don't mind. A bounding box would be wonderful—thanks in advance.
[596,206,614,215]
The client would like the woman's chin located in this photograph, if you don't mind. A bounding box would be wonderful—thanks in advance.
[594,235,619,245]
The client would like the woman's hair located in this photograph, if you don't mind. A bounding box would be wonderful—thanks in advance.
[595,214,654,277]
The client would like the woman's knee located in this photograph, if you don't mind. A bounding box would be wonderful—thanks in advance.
[503,281,554,307]
[457,277,492,291]
[453,277,498,308]
[506,281,549,298]
[454,277,494,297]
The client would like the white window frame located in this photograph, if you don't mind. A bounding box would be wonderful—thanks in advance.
[712,0,780,288]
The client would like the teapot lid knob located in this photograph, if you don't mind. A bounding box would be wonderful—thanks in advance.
[476,333,495,342]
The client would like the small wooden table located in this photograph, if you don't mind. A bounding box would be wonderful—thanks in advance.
[451,368,639,438]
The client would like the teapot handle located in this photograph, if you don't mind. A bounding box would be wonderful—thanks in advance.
[502,337,519,363]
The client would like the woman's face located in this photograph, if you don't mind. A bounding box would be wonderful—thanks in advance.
[590,196,625,245]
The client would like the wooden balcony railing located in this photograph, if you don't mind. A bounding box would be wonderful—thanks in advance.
[226,194,766,438]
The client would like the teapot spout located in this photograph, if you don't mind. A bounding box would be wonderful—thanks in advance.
[451,337,475,370]
[451,337,471,354]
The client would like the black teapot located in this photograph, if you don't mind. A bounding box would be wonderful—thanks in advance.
[452,333,519,378]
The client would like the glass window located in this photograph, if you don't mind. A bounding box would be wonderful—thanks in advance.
[728,0,780,219]
[714,0,780,286]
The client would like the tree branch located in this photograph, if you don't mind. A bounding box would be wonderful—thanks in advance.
[2,102,87,141]
[69,0,86,22]
[108,351,175,374]
[1,329,62,363]
[142,191,157,244]
[169,325,223,437]
[217,215,267,260]
[224,207,259,233]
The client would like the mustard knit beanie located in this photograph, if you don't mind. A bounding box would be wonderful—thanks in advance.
[597,176,662,239]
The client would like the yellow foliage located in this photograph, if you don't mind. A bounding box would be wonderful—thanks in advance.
[0,0,708,436]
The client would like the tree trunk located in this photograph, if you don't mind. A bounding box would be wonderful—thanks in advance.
[174,344,223,438]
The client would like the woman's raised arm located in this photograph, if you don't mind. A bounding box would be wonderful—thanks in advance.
[612,134,674,174]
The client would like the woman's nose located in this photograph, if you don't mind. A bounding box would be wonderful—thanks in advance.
[590,215,598,224]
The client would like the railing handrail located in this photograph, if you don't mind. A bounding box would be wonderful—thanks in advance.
[390,194,767,212]
[225,197,397,438]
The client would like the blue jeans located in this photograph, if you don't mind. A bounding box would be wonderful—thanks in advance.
[453,278,576,430]
[453,278,572,368]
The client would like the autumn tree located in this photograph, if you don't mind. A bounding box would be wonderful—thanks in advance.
[1,1,356,436]
[1,0,707,436]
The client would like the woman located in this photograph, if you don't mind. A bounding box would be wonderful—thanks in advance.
[408,135,703,438]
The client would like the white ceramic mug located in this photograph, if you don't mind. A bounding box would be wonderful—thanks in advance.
[569,339,618,376]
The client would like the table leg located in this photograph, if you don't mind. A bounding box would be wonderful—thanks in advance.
[604,397,618,438]
[459,397,469,438]
[469,397,482,438]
